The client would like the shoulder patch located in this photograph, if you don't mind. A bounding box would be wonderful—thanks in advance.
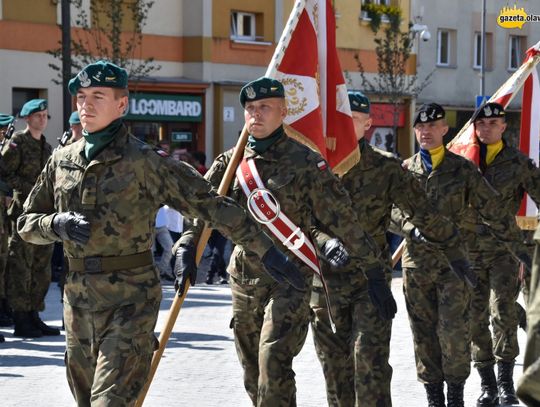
[155,149,169,158]
[317,160,328,171]
[9,142,17,149]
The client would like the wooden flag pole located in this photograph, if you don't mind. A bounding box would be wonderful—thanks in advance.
[135,126,249,406]
[391,239,405,268]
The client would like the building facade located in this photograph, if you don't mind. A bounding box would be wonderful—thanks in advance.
[0,0,416,160]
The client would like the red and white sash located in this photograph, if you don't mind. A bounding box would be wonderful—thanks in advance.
[236,158,321,275]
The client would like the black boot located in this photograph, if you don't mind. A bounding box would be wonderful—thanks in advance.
[0,298,13,327]
[477,366,499,407]
[30,311,60,336]
[425,382,446,407]
[13,311,42,338]
[447,382,465,407]
[497,361,519,405]
[0,333,4,343]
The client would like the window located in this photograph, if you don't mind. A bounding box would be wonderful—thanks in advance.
[437,30,450,66]
[230,11,256,41]
[473,32,493,70]
[12,88,42,116]
[509,35,524,70]
[361,0,390,20]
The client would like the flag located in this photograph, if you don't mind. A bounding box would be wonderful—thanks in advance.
[518,44,540,216]
[265,0,359,176]
[447,40,540,165]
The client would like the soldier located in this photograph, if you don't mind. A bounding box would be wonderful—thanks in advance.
[309,92,472,407]
[0,114,16,341]
[391,103,531,407]
[516,221,540,406]
[468,102,540,407]
[0,99,57,338]
[175,77,396,407]
[17,61,303,407]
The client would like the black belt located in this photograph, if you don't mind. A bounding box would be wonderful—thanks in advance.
[68,251,153,273]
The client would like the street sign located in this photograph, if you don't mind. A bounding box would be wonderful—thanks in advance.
[171,132,192,142]
[476,95,492,108]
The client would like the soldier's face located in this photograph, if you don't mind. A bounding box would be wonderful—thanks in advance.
[244,98,287,139]
[351,111,372,140]
[414,120,448,150]
[26,110,48,133]
[76,87,128,133]
[474,118,506,145]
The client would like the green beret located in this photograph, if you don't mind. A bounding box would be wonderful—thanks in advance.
[0,114,15,128]
[240,77,285,107]
[472,102,506,121]
[348,91,370,113]
[20,99,47,117]
[68,60,128,95]
[414,103,445,126]
[69,111,80,125]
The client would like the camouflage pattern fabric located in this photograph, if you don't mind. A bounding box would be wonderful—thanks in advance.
[0,191,9,299]
[179,129,388,406]
[468,144,540,369]
[309,141,468,406]
[17,124,277,404]
[391,148,526,385]
[0,129,52,312]
[516,223,540,406]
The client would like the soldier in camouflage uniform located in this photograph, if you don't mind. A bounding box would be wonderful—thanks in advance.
[516,221,540,406]
[309,92,471,407]
[176,77,397,407]
[0,100,57,338]
[17,61,303,407]
[0,114,16,342]
[391,103,531,407]
[467,103,540,407]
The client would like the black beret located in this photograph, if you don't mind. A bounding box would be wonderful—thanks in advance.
[240,77,285,107]
[413,103,445,126]
[348,91,370,113]
[472,102,506,121]
[68,60,128,95]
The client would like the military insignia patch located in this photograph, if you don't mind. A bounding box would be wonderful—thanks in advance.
[483,105,492,117]
[245,86,256,100]
[78,71,91,88]
[260,87,268,94]
[420,112,428,122]
[317,160,327,171]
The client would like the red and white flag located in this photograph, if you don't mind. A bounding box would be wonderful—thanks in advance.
[265,0,359,175]
[448,40,540,166]
[519,43,540,216]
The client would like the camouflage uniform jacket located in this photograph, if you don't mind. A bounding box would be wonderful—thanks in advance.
[17,125,274,311]
[179,129,385,285]
[465,142,540,252]
[392,148,525,268]
[0,129,52,219]
[313,141,465,265]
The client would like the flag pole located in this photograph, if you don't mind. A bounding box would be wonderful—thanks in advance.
[135,3,308,406]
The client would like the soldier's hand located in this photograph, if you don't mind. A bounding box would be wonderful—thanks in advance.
[449,258,477,288]
[409,227,428,244]
[52,212,90,245]
[174,243,197,297]
[366,271,397,320]
[321,238,350,268]
[261,246,305,290]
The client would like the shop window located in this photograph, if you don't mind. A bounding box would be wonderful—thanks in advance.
[230,11,256,41]
[12,88,42,116]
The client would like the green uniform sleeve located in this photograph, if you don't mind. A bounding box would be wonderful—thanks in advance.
[0,137,22,192]
[521,157,540,206]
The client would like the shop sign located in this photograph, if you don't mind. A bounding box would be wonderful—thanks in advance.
[126,93,203,122]
[171,132,193,142]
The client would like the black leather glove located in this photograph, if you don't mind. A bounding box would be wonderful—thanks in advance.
[366,271,397,320]
[174,244,197,296]
[261,246,305,290]
[449,258,477,288]
[52,212,90,245]
[321,238,350,268]
[409,227,428,244]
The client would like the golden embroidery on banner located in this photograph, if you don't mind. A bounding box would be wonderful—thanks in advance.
[282,77,308,116]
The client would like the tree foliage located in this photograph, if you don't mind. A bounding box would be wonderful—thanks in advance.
[48,0,161,84]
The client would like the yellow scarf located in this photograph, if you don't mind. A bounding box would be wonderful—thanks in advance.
[429,145,445,170]
[486,140,503,165]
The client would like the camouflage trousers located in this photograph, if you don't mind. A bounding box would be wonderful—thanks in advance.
[64,299,159,407]
[6,225,53,311]
[0,227,9,299]
[310,272,392,407]
[230,276,311,407]
[403,266,471,383]
[470,250,520,368]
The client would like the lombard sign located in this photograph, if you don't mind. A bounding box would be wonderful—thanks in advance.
[125,93,203,122]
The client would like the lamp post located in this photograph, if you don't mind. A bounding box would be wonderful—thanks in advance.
[61,0,71,132]
[480,0,486,97]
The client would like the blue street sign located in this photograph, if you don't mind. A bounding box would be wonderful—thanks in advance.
[476,95,492,108]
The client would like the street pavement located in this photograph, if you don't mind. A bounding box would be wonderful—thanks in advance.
[0,275,528,407]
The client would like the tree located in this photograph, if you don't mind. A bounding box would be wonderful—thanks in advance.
[354,3,432,150]
[48,0,161,84]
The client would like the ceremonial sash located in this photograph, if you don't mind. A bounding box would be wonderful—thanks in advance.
[236,157,321,275]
